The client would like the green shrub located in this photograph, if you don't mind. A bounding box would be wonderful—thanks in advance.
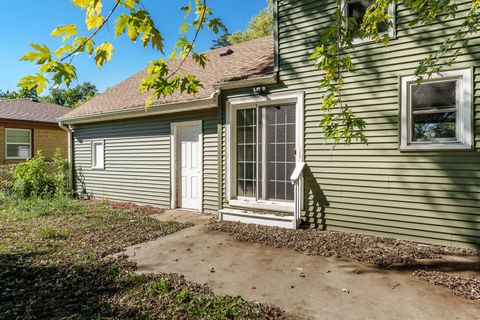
[10,150,68,199]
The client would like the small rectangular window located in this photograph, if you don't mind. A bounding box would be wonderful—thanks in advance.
[342,0,395,44]
[411,81,457,142]
[400,69,472,150]
[92,141,104,169]
[5,128,31,159]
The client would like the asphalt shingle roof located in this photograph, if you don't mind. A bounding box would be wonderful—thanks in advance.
[0,99,71,124]
[62,36,274,120]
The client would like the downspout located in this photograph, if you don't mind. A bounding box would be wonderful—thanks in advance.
[273,0,280,78]
[58,122,74,196]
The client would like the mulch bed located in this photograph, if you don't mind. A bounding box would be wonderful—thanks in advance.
[207,220,480,300]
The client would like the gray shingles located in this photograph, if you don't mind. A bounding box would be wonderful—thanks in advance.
[0,99,71,123]
[62,36,274,120]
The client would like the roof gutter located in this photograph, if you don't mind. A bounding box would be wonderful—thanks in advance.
[58,95,218,125]
[213,74,277,90]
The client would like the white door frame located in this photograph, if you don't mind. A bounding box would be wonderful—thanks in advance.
[170,120,203,212]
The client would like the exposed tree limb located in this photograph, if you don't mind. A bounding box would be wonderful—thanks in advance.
[61,0,122,62]
[166,0,207,80]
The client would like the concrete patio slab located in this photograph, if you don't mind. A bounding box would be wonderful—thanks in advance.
[121,210,479,320]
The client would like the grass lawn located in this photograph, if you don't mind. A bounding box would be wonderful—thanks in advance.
[0,196,284,319]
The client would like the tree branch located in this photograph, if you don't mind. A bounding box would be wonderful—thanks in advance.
[61,0,122,62]
[166,0,207,80]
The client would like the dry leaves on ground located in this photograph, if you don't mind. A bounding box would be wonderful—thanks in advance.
[413,270,480,300]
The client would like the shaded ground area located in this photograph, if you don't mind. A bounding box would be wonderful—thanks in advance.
[0,199,284,319]
[122,210,480,320]
[209,219,480,300]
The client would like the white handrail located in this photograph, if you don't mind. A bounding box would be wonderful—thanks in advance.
[290,162,305,228]
[290,162,305,183]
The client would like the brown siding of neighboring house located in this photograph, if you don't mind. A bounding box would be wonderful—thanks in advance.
[0,121,68,165]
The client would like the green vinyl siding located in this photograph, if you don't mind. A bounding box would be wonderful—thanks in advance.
[275,0,480,248]
[219,0,480,248]
[72,109,218,213]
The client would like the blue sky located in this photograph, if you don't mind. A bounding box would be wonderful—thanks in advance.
[0,0,266,94]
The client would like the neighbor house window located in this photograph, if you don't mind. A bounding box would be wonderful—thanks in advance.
[5,128,31,160]
[342,0,395,44]
[400,69,472,150]
[91,141,104,169]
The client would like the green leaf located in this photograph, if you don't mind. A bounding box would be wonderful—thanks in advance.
[71,0,92,9]
[20,44,52,64]
[127,21,139,41]
[191,53,208,68]
[51,24,78,41]
[94,42,114,68]
[86,13,104,30]
[51,63,77,87]
[122,0,138,10]
[73,37,95,55]
[149,29,164,52]
[54,45,74,59]
[18,73,49,94]
[115,14,129,37]
[208,18,224,34]
[84,0,103,30]
[179,22,189,34]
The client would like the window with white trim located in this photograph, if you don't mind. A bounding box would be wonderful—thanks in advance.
[91,141,105,169]
[342,0,395,44]
[236,104,296,202]
[400,69,472,150]
[5,128,31,159]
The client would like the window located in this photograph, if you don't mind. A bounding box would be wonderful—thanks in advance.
[5,128,31,159]
[91,141,104,169]
[227,93,304,211]
[236,105,296,202]
[342,0,395,44]
[400,69,472,150]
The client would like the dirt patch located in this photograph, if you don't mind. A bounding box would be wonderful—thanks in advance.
[208,220,480,300]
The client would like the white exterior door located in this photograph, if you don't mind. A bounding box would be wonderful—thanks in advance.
[176,124,201,210]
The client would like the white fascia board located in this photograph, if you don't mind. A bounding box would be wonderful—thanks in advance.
[59,96,218,125]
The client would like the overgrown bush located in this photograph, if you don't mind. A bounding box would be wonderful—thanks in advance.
[10,150,68,199]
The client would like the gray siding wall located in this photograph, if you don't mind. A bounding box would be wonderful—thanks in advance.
[221,0,480,248]
[72,109,218,213]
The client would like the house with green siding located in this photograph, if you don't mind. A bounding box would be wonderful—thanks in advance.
[59,0,480,249]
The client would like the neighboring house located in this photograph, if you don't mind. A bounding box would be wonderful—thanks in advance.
[59,0,480,248]
[0,99,70,164]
